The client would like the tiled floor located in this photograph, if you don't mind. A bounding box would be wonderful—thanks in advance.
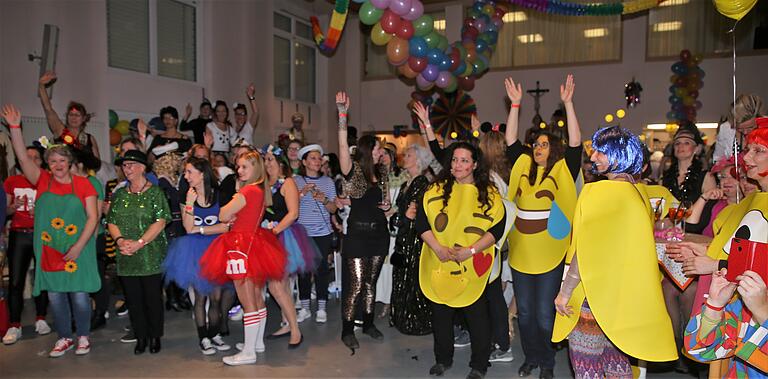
[0,298,696,378]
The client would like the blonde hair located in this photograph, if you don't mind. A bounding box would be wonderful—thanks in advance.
[44,145,74,165]
[730,94,765,125]
[237,151,272,207]
[153,153,183,186]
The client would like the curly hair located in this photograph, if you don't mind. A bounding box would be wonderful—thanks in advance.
[433,141,496,215]
[153,153,184,186]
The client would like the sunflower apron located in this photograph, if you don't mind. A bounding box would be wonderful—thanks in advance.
[32,177,99,296]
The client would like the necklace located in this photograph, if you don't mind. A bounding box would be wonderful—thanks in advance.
[129,178,149,194]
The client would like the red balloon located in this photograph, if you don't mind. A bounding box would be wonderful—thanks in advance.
[449,53,461,71]
[408,56,428,72]
[395,20,414,39]
[462,26,479,41]
[494,8,505,19]
[463,41,477,63]
[458,76,475,91]
[680,49,692,62]
[380,10,401,34]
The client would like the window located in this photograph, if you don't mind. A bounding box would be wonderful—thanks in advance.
[490,5,621,68]
[647,0,768,58]
[107,0,198,81]
[273,12,316,103]
[363,12,445,80]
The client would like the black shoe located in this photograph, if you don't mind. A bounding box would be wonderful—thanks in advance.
[165,300,182,312]
[467,369,486,379]
[539,368,554,379]
[266,331,291,340]
[674,358,690,374]
[149,337,161,354]
[288,335,303,349]
[178,295,192,311]
[134,339,147,355]
[121,331,137,343]
[341,333,359,352]
[362,325,384,340]
[91,313,107,331]
[429,363,452,376]
[518,363,538,377]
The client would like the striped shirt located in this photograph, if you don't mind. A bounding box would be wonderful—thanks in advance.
[294,174,337,237]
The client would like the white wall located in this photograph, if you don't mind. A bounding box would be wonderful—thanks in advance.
[345,9,768,140]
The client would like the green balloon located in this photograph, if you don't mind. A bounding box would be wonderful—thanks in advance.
[462,62,474,77]
[109,109,118,128]
[473,59,487,74]
[424,31,440,49]
[359,1,384,26]
[444,80,458,93]
[413,15,434,37]
[436,35,449,51]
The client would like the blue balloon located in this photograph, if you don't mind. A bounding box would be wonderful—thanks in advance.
[669,95,681,104]
[438,55,452,71]
[669,85,677,94]
[452,60,467,76]
[486,31,498,44]
[476,39,488,53]
[473,2,484,12]
[666,111,677,120]
[409,37,428,58]
[427,48,443,65]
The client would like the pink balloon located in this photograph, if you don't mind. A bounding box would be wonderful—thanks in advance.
[402,0,424,21]
[390,0,412,16]
[370,0,391,10]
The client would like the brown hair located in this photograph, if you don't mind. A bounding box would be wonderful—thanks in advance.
[479,130,512,184]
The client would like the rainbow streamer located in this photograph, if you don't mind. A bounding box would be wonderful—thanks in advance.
[508,0,668,16]
[310,0,350,54]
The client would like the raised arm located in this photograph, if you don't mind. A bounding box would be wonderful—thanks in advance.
[336,91,352,176]
[412,101,437,143]
[504,78,523,146]
[37,71,66,138]
[560,74,582,147]
[2,105,41,184]
[246,84,259,128]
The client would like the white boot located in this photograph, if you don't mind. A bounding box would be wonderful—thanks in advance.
[255,308,266,353]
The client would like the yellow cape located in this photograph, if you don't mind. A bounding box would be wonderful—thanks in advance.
[707,192,768,260]
[638,183,678,220]
[508,156,578,274]
[552,181,677,362]
[419,183,504,308]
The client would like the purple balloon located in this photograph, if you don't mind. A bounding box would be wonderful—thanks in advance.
[474,19,487,33]
[402,0,424,21]
[416,73,434,90]
[435,71,452,88]
[422,64,439,82]
[370,0,391,10]
[390,0,412,16]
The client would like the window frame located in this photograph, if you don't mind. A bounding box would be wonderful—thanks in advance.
[273,10,318,104]
[107,0,202,84]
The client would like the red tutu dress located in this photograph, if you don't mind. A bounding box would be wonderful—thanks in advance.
[199,184,286,285]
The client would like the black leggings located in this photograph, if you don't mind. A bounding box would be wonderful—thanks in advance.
[6,231,48,324]
[298,234,333,302]
[193,287,222,340]
[91,233,112,316]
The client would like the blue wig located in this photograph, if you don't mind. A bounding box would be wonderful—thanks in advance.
[591,126,643,175]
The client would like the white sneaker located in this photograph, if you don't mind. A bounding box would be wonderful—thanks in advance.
[235,342,244,351]
[228,305,243,321]
[200,338,216,355]
[315,310,327,324]
[49,338,75,358]
[2,327,21,345]
[211,334,231,351]
[223,351,257,366]
[75,336,91,355]
[296,308,311,323]
[35,320,52,335]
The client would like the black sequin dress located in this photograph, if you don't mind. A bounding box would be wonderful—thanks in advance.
[390,175,432,335]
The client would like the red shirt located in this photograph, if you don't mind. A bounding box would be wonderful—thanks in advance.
[34,171,97,208]
[4,175,36,229]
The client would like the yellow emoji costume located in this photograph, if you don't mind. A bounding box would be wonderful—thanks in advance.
[707,192,768,259]
[508,155,577,274]
[552,181,677,362]
[419,183,505,308]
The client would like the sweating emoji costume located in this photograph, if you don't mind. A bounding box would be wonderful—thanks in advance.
[554,126,677,379]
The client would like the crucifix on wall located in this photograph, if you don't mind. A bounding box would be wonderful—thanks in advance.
[527,81,549,126]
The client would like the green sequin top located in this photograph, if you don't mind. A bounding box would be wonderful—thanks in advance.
[106,185,171,276]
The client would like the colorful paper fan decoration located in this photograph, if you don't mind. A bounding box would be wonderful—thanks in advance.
[430,91,477,138]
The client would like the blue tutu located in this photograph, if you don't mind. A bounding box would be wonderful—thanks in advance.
[163,233,217,295]
[277,223,321,275]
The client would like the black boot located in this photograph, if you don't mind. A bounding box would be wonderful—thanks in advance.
[341,320,359,354]
[165,285,181,312]
[134,338,147,355]
[149,337,161,354]
[362,313,383,340]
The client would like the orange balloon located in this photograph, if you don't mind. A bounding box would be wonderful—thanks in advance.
[387,37,409,66]
[109,128,122,146]
[398,63,418,79]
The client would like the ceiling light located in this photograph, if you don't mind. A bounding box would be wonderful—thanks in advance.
[503,12,527,23]
[647,122,718,130]
[583,28,608,38]
[659,0,690,7]
[653,21,682,32]
[517,33,543,44]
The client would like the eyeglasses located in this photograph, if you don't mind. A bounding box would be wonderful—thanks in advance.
[234,112,247,116]
[532,142,550,149]
[288,147,300,151]
[67,112,83,117]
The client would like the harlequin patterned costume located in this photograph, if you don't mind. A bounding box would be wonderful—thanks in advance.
[199,184,286,284]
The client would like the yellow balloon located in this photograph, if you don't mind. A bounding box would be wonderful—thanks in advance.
[605,114,614,123]
[114,120,130,136]
[616,109,626,119]
[371,22,392,46]
[713,0,757,21]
